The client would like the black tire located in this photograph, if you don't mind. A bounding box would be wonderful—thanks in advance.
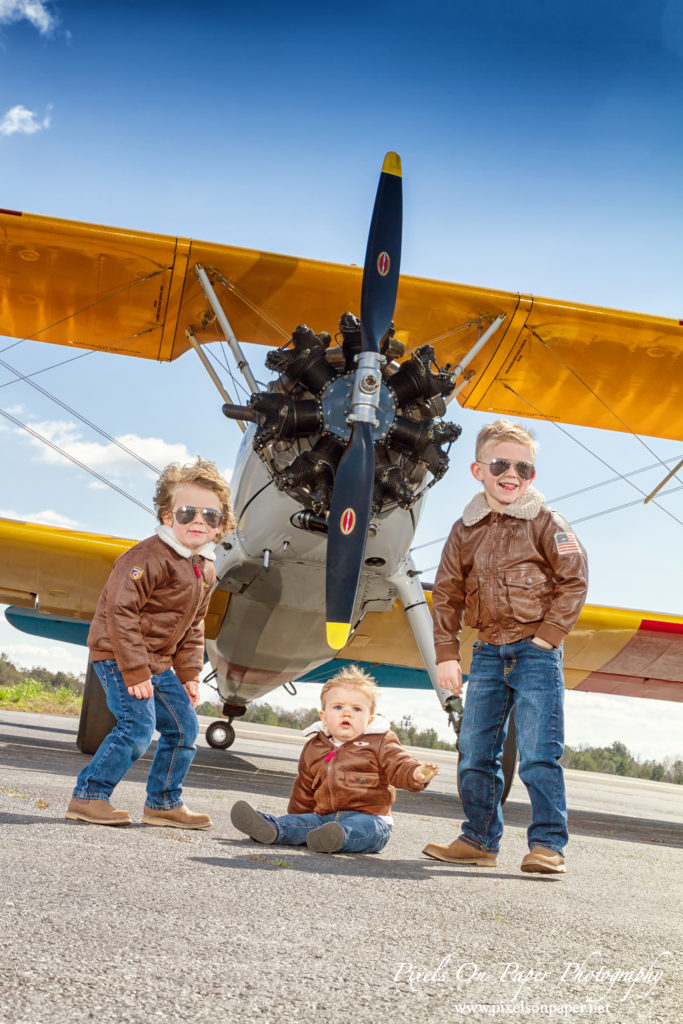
[76,661,117,754]
[205,720,236,749]
[456,707,517,805]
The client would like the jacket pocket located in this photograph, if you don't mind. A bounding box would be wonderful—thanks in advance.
[338,770,381,788]
[504,566,552,623]
[463,576,480,627]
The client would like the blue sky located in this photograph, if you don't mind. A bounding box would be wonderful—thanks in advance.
[1,1,682,759]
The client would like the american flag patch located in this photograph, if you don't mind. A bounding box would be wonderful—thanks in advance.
[554,531,580,554]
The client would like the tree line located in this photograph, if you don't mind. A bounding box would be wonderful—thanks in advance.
[197,699,682,784]
[3,651,679,785]
[0,653,84,694]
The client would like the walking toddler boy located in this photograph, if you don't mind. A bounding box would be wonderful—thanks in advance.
[423,420,587,873]
[66,457,234,829]
[231,665,439,853]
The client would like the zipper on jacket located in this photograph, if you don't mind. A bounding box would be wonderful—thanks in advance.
[487,514,500,633]
[173,555,205,649]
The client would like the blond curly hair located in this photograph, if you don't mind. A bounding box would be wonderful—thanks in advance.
[154,457,235,541]
[320,664,380,714]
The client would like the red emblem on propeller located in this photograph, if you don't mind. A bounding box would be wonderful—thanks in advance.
[340,508,356,535]
[377,251,390,276]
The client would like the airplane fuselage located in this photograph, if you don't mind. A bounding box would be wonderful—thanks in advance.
[207,426,425,705]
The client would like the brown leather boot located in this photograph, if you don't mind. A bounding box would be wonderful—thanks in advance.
[521,845,565,874]
[65,797,131,826]
[141,804,213,829]
[422,837,498,866]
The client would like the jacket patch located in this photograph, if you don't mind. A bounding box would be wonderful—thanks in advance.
[354,741,370,746]
[129,566,144,580]
[554,532,580,554]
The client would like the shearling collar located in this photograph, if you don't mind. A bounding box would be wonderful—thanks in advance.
[155,524,216,561]
[462,486,546,526]
[303,715,391,738]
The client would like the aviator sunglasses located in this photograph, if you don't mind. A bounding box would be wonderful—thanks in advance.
[479,458,536,480]
[173,506,224,529]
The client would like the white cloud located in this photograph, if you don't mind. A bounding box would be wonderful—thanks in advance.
[20,419,196,478]
[0,103,52,136]
[0,1,56,35]
[0,638,86,676]
[0,507,78,527]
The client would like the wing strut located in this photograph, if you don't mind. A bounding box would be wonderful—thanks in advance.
[644,458,683,504]
[187,263,264,433]
[194,264,260,394]
[185,327,246,434]
[445,314,506,406]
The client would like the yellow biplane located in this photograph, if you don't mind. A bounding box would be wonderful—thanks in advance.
[1,157,682,790]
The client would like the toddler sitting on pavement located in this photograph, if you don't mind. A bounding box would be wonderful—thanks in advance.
[231,665,439,854]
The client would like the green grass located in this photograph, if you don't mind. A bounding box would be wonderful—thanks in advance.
[0,678,82,715]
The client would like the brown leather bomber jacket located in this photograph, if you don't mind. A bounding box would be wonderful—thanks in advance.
[88,532,216,686]
[432,488,588,662]
[288,720,427,817]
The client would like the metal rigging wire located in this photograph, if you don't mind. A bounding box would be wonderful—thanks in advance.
[0,354,162,475]
[0,405,156,517]
[0,265,173,513]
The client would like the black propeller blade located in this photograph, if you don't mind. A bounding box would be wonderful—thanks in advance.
[325,152,403,650]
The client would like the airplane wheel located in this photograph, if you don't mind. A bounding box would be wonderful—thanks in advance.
[205,720,236,749]
[76,661,117,755]
[456,708,517,805]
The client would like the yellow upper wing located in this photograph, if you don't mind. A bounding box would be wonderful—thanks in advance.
[1,209,681,438]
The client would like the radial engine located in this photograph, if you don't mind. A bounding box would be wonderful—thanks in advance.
[223,313,462,517]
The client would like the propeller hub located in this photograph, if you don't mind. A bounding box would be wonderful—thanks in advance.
[349,350,383,425]
[319,372,396,443]
[359,372,381,395]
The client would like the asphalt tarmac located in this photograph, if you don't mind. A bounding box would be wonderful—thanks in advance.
[1,710,681,1024]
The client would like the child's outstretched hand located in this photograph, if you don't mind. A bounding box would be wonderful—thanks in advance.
[414,763,439,784]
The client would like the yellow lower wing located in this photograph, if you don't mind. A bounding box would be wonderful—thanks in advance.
[339,595,683,703]
[0,518,227,639]
[4,517,680,702]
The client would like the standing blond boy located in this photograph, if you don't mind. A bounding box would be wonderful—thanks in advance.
[423,421,587,873]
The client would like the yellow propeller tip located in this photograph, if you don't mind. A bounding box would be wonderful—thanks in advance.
[326,622,351,649]
[382,152,402,177]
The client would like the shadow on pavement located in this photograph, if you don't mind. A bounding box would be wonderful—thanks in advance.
[190,847,548,882]
[3,724,682,849]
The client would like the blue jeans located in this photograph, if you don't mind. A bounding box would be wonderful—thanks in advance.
[458,638,568,854]
[260,810,392,853]
[73,660,199,809]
